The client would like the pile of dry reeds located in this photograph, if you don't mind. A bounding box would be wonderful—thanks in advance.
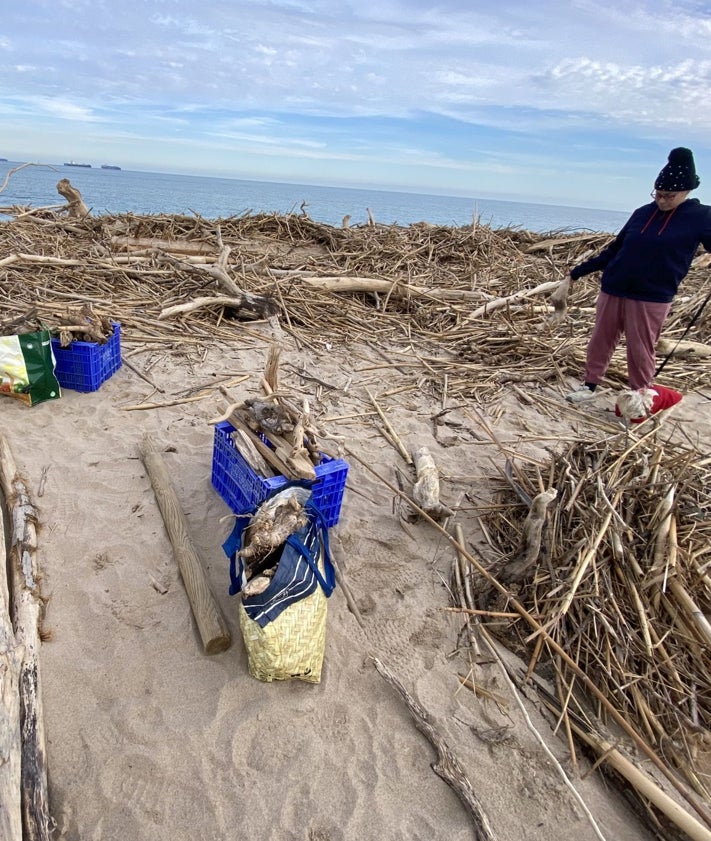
[1,208,709,400]
[480,424,711,802]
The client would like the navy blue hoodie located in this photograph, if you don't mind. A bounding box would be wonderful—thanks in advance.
[570,198,711,303]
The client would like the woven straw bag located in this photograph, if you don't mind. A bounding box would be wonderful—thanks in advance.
[225,491,335,683]
[238,550,329,683]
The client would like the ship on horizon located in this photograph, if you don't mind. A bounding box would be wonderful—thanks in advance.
[100,164,121,170]
[64,161,92,168]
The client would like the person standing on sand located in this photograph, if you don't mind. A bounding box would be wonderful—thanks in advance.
[564,147,711,411]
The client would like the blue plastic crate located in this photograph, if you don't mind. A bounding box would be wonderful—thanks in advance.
[51,323,122,392]
[211,420,348,528]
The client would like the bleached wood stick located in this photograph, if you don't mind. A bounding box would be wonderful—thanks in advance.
[264,344,281,394]
[139,435,231,655]
[366,388,412,464]
[157,252,277,317]
[468,280,560,319]
[0,436,51,841]
[120,394,211,411]
[668,579,711,648]
[525,232,610,253]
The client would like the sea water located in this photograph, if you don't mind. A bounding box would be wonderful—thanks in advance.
[0,160,629,234]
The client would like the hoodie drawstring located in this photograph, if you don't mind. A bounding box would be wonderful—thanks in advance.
[641,206,678,236]
[657,206,678,235]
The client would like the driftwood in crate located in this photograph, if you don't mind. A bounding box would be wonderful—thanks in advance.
[224,408,317,481]
[218,343,323,482]
[52,303,115,347]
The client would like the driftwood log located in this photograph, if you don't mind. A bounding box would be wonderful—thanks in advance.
[0,471,22,841]
[525,232,610,253]
[139,435,231,655]
[0,435,51,841]
[292,275,493,303]
[158,250,277,319]
[110,236,216,255]
[158,296,270,321]
[468,280,560,320]
[56,179,89,218]
[656,337,711,360]
[373,657,498,841]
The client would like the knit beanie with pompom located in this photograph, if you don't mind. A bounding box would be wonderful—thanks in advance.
[655,147,700,191]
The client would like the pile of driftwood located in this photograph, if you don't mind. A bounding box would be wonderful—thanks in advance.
[477,425,711,828]
[1,190,710,402]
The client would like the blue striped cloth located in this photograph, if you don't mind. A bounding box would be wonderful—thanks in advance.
[223,498,335,628]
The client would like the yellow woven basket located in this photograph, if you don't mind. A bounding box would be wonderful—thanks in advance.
[238,556,329,684]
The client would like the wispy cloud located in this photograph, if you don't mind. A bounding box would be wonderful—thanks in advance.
[1,1,710,209]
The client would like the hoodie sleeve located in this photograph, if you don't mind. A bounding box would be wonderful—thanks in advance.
[570,224,628,280]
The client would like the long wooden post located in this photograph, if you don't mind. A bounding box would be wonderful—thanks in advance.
[139,435,231,655]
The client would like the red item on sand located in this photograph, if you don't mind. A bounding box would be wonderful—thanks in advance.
[615,384,683,423]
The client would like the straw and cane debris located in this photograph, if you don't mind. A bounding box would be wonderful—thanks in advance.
[479,428,711,804]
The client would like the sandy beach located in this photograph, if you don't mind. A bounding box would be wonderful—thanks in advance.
[2,211,711,841]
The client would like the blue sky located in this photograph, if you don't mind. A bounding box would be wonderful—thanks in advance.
[2,0,710,211]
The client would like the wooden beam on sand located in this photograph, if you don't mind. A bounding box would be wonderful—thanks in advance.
[139,435,231,655]
[0,435,51,841]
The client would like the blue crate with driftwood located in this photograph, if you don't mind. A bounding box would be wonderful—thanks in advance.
[51,322,122,392]
[211,420,348,528]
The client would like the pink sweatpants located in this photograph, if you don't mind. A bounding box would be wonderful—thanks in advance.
[585,292,671,390]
